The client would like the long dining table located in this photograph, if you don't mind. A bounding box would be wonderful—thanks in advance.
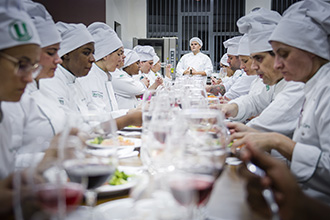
[96,153,267,220]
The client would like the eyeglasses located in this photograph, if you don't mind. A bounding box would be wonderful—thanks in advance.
[0,51,41,79]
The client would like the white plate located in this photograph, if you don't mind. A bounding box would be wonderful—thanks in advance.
[95,166,141,196]
[122,126,142,132]
[95,198,134,219]
[86,137,141,149]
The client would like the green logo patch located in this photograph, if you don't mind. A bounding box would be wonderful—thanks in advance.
[9,20,32,41]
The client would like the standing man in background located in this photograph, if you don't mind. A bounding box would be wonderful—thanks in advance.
[176,37,213,77]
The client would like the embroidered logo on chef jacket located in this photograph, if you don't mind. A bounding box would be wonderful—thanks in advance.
[119,74,124,77]
[92,91,103,98]
[58,97,65,105]
[9,20,33,41]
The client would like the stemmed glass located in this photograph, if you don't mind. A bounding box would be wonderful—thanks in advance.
[219,68,227,80]
[25,134,86,220]
[168,109,228,220]
[63,113,119,218]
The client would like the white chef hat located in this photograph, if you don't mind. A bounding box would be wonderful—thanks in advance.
[237,8,281,54]
[237,34,250,56]
[133,45,155,62]
[269,0,330,61]
[88,22,123,61]
[0,0,40,50]
[153,55,160,66]
[223,36,242,56]
[23,0,61,48]
[123,49,139,69]
[56,21,94,57]
[220,53,229,67]
[190,37,203,47]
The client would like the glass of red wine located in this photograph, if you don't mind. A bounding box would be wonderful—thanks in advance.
[63,113,119,218]
[168,109,228,220]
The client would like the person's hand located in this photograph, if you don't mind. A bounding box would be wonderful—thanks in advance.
[230,132,278,155]
[211,77,222,85]
[227,121,258,135]
[116,110,142,130]
[141,77,150,87]
[183,67,191,75]
[219,96,230,104]
[155,76,163,85]
[165,64,172,79]
[211,103,238,118]
[239,144,307,220]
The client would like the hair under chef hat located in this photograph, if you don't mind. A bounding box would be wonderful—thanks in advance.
[23,0,61,48]
[237,34,250,56]
[269,0,330,61]
[153,55,160,66]
[223,36,242,56]
[88,22,123,61]
[56,21,94,57]
[123,49,139,69]
[190,37,203,47]
[133,45,155,62]
[220,53,229,67]
[0,0,40,51]
[237,8,281,54]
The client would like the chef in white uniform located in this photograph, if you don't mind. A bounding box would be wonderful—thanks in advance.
[0,0,41,179]
[133,45,163,88]
[232,0,330,204]
[206,36,256,99]
[112,49,146,109]
[176,37,213,78]
[222,8,305,139]
[77,22,128,118]
[39,21,95,115]
[237,34,264,96]
[2,0,66,169]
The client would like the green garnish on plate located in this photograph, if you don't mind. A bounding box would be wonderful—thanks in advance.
[109,169,132,185]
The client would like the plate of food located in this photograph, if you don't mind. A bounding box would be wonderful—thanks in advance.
[121,125,142,132]
[95,166,139,196]
[86,136,141,149]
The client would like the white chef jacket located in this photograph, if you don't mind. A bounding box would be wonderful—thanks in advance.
[223,73,257,100]
[40,64,86,114]
[223,70,243,91]
[247,77,265,96]
[0,105,15,179]
[78,64,128,118]
[2,81,66,169]
[112,69,147,109]
[176,52,213,77]
[290,62,330,204]
[230,79,305,138]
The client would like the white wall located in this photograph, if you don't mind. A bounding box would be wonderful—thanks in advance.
[106,0,147,49]
[245,0,271,14]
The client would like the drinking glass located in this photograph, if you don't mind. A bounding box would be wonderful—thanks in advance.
[27,135,86,220]
[64,113,119,218]
[219,68,227,79]
[168,109,228,220]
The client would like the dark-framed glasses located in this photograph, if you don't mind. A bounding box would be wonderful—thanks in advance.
[0,51,41,79]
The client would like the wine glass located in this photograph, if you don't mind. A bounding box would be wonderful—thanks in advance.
[168,109,228,220]
[27,135,86,220]
[219,68,227,80]
[63,113,119,218]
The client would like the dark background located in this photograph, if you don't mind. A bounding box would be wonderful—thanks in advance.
[34,0,106,26]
